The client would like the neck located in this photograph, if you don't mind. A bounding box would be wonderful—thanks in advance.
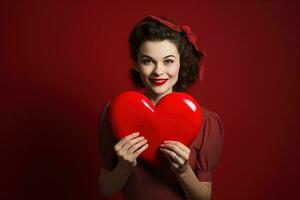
[144,88,173,106]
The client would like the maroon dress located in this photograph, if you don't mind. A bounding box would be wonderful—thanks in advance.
[98,100,224,200]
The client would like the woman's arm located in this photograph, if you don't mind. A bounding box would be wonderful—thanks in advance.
[98,102,149,197]
[160,141,212,200]
[99,161,134,197]
[99,132,149,197]
[160,110,224,200]
[175,165,212,200]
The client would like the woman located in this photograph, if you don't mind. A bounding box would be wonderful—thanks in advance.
[98,15,224,200]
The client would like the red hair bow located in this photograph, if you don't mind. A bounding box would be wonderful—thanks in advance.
[148,15,206,55]
[148,15,206,82]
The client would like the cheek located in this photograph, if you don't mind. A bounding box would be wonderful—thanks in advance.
[139,67,152,77]
[169,66,180,77]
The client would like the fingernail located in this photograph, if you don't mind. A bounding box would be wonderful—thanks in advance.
[134,132,139,136]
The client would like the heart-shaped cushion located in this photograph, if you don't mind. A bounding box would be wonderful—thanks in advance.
[109,91,202,167]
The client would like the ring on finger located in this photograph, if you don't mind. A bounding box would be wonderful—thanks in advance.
[173,153,179,161]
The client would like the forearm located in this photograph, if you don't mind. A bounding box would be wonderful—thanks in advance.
[175,165,211,200]
[99,162,134,197]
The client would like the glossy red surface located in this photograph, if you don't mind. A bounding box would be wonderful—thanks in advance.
[109,91,202,167]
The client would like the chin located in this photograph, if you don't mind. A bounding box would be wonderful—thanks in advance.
[147,85,173,95]
[152,89,168,95]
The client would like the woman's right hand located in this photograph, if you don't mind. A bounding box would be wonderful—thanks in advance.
[114,132,149,168]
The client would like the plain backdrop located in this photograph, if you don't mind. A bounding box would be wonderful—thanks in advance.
[1,0,299,199]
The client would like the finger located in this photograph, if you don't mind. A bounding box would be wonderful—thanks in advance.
[161,149,178,166]
[114,132,140,151]
[122,136,145,151]
[160,148,174,161]
[160,148,182,167]
[164,140,190,153]
[128,138,148,153]
[133,143,149,157]
[160,143,189,161]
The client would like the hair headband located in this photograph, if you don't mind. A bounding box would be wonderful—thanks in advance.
[148,15,206,82]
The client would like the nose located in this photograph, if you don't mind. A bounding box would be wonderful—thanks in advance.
[152,63,164,76]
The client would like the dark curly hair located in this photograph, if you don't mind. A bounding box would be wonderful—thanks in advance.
[128,16,205,92]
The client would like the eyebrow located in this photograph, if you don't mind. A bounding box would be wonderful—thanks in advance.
[140,54,176,59]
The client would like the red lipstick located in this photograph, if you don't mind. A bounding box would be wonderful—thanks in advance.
[149,78,169,86]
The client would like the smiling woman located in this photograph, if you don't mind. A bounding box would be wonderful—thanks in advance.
[132,40,181,104]
[98,15,224,200]
[128,16,205,95]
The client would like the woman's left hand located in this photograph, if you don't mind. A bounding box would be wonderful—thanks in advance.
[159,140,191,175]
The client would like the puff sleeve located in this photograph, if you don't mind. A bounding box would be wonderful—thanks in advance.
[98,101,118,170]
[195,111,224,181]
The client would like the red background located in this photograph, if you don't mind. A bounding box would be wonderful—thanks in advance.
[1,0,299,199]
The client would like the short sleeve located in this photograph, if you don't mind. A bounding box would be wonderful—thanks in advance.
[195,111,224,181]
[98,101,118,170]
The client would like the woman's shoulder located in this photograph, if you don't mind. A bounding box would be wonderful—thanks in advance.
[98,100,113,128]
[99,100,112,116]
[199,105,223,124]
[103,100,112,110]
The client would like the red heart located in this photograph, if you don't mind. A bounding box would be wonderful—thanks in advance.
[109,91,202,167]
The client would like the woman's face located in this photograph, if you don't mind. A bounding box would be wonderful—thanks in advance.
[134,39,180,96]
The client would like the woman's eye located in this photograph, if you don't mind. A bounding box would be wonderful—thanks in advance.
[165,59,174,64]
[142,60,153,65]
[142,59,173,65]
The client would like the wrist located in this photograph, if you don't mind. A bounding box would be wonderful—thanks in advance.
[116,160,135,174]
[174,164,192,178]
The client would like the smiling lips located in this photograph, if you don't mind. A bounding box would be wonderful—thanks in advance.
[149,78,169,86]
